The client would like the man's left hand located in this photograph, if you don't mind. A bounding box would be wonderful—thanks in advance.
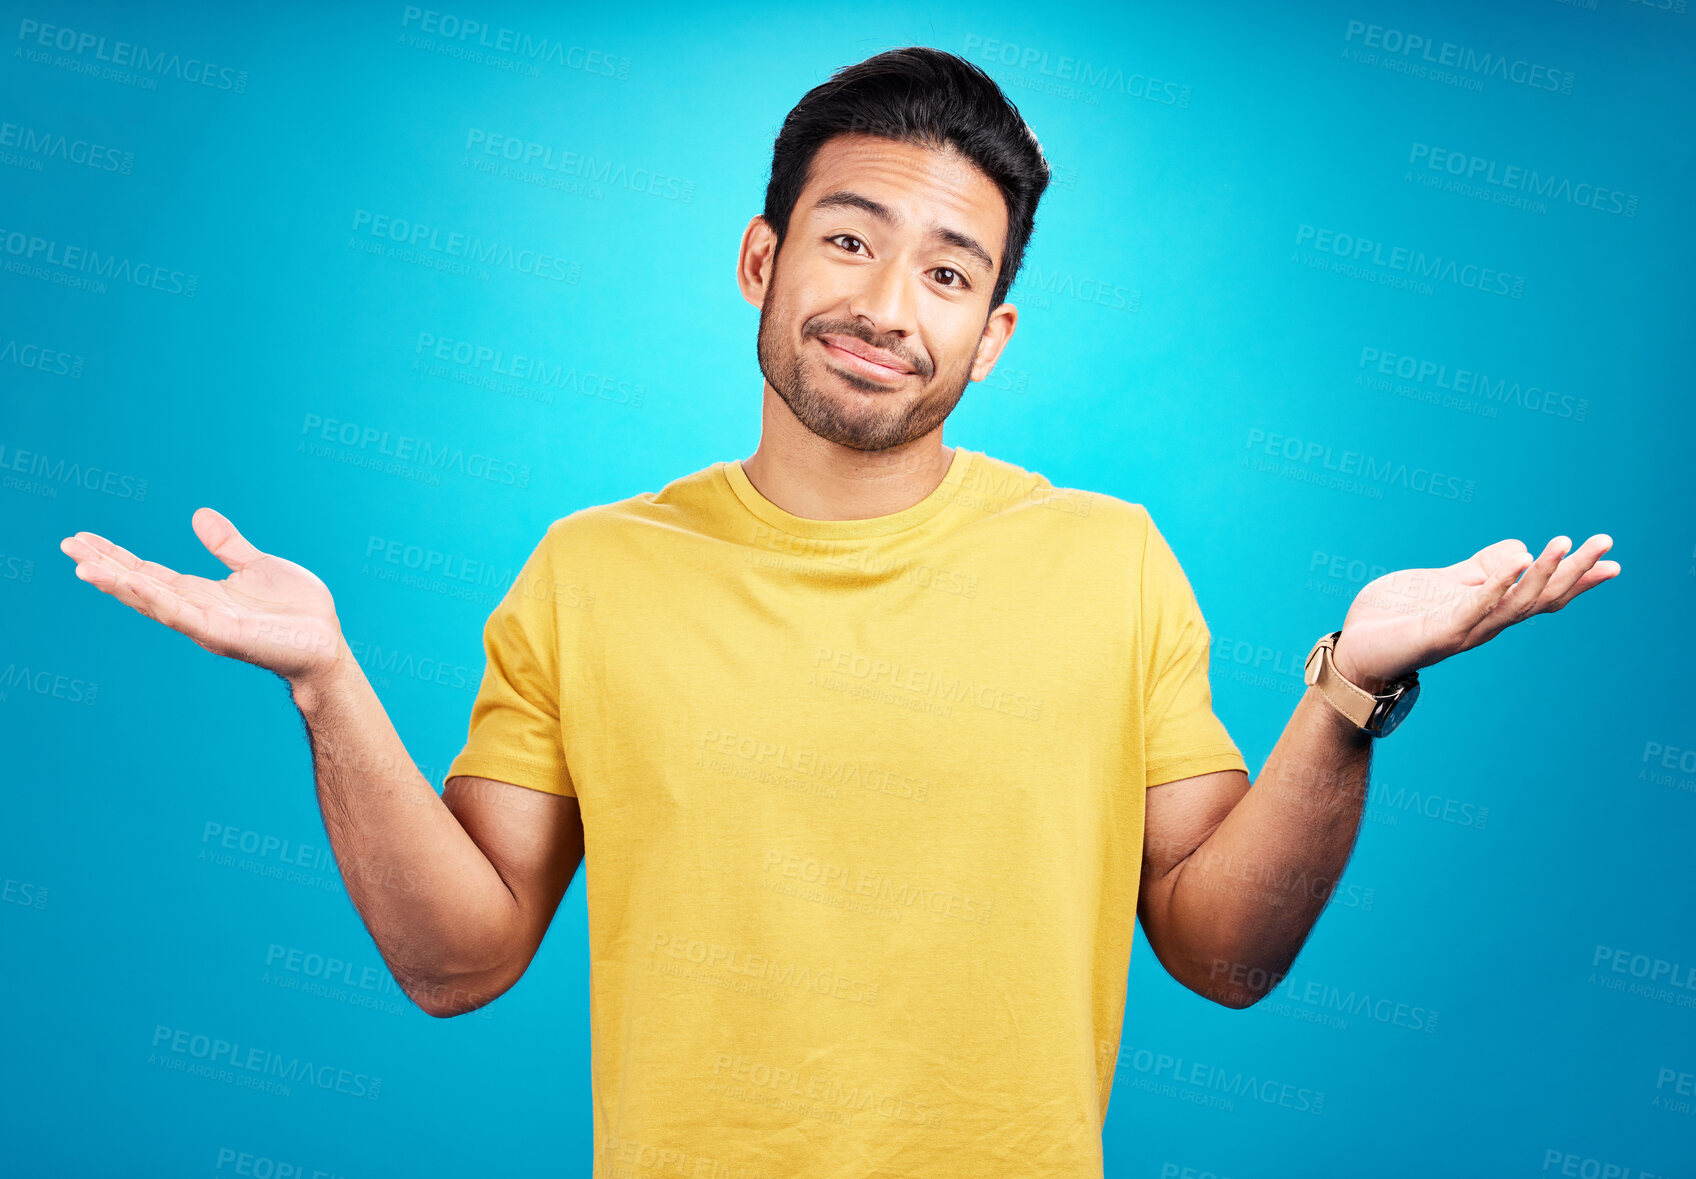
[1332,534,1620,692]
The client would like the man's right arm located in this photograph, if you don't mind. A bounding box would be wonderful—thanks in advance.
[59,508,583,1019]
[293,639,584,1018]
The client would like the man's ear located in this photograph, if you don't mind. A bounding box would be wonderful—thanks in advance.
[737,215,778,309]
[969,302,1018,383]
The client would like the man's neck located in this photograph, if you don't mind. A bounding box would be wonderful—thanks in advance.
[739,437,956,522]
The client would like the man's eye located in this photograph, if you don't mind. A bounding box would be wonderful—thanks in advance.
[829,236,967,290]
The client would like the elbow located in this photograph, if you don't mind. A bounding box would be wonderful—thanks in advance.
[1164,962,1268,1009]
[1159,937,1280,1010]
[1145,885,1285,1010]
[1204,985,1267,1011]
[423,1002,482,1020]
[416,988,473,1019]
[401,966,518,1019]
[401,979,463,1019]
[412,986,502,1020]
[1189,951,1287,1009]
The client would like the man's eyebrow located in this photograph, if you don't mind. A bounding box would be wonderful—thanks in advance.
[810,189,997,279]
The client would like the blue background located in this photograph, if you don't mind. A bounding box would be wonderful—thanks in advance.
[3,1,1693,1175]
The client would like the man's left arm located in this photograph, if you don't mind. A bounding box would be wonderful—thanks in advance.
[1139,531,1620,1009]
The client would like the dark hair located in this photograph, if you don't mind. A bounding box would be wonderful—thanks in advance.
[762,46,1051,312]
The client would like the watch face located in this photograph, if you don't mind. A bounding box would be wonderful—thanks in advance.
[1374,681,1420,737]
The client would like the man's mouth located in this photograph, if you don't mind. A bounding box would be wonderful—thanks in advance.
[816,335,914,382]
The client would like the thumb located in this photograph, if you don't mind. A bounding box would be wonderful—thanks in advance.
[192,507,265,572]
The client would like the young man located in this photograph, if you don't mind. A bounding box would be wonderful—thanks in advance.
[62,46,1616,1178]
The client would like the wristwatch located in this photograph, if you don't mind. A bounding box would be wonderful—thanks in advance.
[1303,630,1420,738]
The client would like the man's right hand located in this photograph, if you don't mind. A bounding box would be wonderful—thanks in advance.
[60,506,574,1014]
[60,506,346,688]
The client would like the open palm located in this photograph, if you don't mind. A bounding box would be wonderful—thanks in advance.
[60,506,344,682]
[1334,533,1619,690]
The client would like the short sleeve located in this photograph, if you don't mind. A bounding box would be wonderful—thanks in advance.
[446,525,577,797]
[1139,510,1248,789]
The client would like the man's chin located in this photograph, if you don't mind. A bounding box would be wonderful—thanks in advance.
[794,405,911,452]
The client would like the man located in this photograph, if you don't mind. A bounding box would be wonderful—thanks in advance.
[61,46,1617,1179]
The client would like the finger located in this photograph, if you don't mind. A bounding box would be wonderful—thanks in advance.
[1542,535,1619,611]
[70,558,214,628]
[61,530,139,568]
[68,555,161,599]
[96,562,214,640]
[61,530,188,591]
[1451,545,1535,639]
[1558,561,1621,604]
[193,507,265,573]
[1450,537,1529,585]
[1538,533,1604,603]
[1496,535,1570,616]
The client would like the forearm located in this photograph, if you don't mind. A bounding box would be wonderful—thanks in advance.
[290,639,524,1013]
[1160,683,1374,1007]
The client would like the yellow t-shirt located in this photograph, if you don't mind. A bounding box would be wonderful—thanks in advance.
[448,446,1247,1178]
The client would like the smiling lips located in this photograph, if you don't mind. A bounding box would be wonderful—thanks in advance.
[817,334,914,381]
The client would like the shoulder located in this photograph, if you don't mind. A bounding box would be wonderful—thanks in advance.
[502,467,721,613]
[962,449,1151,544]
[536,459,726,547]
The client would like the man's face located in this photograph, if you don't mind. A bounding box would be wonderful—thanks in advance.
[743,133,1017,454]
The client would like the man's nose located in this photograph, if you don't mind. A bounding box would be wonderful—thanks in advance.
[846,259,919,345]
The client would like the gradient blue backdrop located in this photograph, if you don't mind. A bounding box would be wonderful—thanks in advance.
[3,1,1693,1175]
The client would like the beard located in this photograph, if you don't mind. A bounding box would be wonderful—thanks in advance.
[755,263,973,454]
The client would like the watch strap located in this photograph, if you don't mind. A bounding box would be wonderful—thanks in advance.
[1303,630,1378,728]
[1303,630,1417,735]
